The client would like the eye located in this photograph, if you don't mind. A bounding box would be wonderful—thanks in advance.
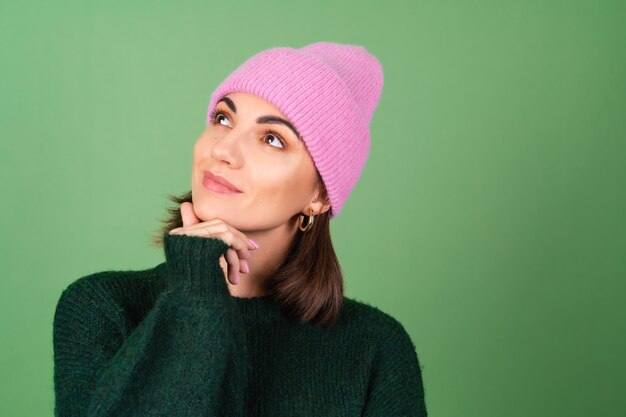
[263,129,286,150]
[209,108,286,150]
[209,108,231,127]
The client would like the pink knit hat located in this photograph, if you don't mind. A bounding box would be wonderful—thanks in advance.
[206,41,384,219]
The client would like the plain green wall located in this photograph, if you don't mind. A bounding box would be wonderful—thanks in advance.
[1,1,624,416]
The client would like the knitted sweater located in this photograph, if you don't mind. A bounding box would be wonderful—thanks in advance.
[53,232,427,416]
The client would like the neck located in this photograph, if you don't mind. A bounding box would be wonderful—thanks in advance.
[225,216,300,298]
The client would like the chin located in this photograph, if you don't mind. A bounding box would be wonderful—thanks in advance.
[192,198,219,220]
[193,198,236,224]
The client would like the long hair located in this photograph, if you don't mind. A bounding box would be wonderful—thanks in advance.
[150,171,344,328]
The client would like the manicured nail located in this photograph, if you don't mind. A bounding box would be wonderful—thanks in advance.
[248,238,260,249]
[242,260,250,273]
[234,273,240,284]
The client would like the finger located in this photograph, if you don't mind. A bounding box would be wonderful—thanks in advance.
[218,226,258,253]
[224,248,241,285]
[170,219,217,235]
[177,219,258,252]
[219,255,229,281]
[228,227,260,251]
[219,231,253,262]
[196,225,252,260]
[170,221,254,264]
[180,202,201,227]
[240,259,250,275]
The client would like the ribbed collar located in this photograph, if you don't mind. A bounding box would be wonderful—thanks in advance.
[231,293,287,326]
[154,262,286,326]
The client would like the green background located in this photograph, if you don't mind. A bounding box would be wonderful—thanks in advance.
[1,1,624,416]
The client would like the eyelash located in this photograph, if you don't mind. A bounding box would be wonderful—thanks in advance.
[208,108,287,150]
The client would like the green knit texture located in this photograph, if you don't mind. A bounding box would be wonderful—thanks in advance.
[53,232,427,416]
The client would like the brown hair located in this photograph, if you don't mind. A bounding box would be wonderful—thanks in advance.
[150,172,344,328]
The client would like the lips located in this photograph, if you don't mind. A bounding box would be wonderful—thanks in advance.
[202,170,242,193]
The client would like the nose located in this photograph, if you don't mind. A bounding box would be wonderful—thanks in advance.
[210,128,244,168]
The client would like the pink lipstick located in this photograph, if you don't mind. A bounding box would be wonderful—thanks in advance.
[202,170,242,194]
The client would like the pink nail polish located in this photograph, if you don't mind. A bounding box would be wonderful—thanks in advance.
[248,238,260,249]
[242,260,250,273]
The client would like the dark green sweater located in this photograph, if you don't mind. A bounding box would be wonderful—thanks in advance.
[53,232,427,416]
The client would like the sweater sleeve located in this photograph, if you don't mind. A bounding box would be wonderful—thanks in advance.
[53,232,250,417]
[361,318,428,417]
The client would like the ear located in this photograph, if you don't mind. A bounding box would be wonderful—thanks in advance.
[313,201,331,215]
[303,184,331,215]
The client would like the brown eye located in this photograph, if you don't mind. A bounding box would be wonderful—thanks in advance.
[209,109,231,127]
[263,130,286,150]
[216,112,230,126]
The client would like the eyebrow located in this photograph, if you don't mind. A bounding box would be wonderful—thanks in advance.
[217,96,303,142]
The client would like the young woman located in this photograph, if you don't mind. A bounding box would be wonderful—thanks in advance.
[53,42,427,417]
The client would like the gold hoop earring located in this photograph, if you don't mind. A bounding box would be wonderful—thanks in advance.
[298,207,315,232]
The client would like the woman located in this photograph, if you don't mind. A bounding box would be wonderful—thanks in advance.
[53,41,427,417]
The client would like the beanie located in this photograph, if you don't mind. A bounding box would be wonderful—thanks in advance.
[206,41,384,219]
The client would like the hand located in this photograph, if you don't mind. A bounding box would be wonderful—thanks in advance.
[168,202,259,286]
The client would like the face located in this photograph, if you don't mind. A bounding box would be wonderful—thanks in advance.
[191,92,327,233]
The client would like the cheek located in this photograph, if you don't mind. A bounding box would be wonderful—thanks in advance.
[253,166,311,209]
[193,138,210,161]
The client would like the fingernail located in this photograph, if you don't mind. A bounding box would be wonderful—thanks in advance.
[248,238,260,249]
[242,260,250,273]
[234,273,240,284]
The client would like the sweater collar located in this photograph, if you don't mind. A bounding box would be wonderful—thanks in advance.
[231,293,286,326]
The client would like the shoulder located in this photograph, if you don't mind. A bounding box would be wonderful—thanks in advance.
[343,298,427,415]
[57,265,153,304]
[342,296,412,332]
[54,263,165,327]
[342,296,425,375]
[340,296,419,350]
